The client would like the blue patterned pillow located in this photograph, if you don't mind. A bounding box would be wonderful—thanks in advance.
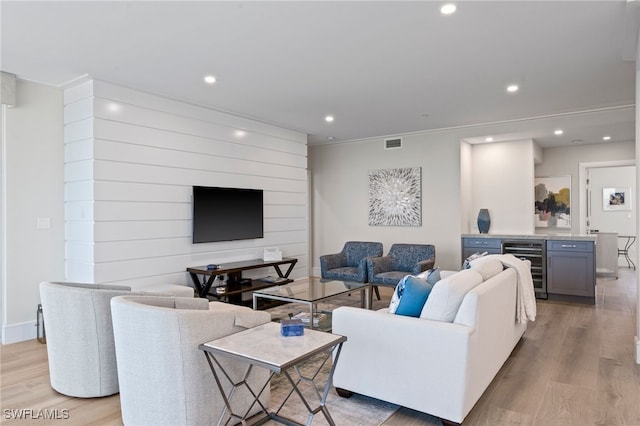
[395,276,434,317]
[388,276,408,314]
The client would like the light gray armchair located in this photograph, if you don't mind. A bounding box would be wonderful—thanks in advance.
[111,295,272,426]
[39,281,195,398]
[39,282,136,397]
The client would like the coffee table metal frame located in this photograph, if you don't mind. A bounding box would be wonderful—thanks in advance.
[252,278,371,329]
[199,322,346,426]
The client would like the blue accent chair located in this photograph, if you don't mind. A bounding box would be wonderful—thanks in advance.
[367,243,436,288]
[320,241,383,284]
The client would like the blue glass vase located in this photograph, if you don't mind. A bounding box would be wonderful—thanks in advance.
[477,209,491,234]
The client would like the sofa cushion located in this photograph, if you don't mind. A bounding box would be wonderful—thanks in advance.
[469,256,504,281]
[420,269,483,322]
[395,276,434,317]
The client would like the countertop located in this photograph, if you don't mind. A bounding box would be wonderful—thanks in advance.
[461,233,597,242]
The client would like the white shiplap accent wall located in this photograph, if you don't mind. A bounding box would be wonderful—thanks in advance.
[64,80,308,288]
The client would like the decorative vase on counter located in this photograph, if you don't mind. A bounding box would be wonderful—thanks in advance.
[477,209,491,234]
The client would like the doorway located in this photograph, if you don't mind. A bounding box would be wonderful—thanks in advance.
[584,162,637,270]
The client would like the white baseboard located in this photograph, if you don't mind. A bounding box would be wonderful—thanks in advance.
[636,336,640,364]
[2,320,37,345]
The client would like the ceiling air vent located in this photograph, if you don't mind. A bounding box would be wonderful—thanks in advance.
[384,137,403,150]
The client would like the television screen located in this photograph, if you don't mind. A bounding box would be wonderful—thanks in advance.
[192,186,264,243]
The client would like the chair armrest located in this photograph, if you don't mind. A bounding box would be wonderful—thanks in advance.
[413,258,436,275]
[320,252,347,271]
[367,256,394,276]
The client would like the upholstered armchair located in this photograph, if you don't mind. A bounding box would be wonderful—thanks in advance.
[367,243,436,287]
[39,282,140,397]
[320,241,383,283]
[111,296,271,426]
[39,281,194,398]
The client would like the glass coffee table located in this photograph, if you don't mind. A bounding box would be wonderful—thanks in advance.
[252,278,371,330]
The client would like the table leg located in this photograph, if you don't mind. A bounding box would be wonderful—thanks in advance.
[202,352,272,426]
[270,343,343,426]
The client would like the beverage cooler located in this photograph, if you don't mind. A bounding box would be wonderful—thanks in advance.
[502,240,547,299]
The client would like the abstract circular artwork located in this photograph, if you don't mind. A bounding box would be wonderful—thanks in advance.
[368,167,422,226]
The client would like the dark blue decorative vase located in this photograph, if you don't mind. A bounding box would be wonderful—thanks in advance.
[477,208,491,233]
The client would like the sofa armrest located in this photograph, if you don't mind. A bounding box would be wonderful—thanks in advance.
[320,252,347,271]
[208,301,271,328]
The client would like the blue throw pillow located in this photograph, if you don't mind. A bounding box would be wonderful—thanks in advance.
[395,276,434,317]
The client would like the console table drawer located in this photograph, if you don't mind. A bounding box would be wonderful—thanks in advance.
[462,238,502,249]
[547,241,592,252]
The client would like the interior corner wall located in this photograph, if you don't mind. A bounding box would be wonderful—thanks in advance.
[535,141,635,235]
[63,79,309,288]
[2,80,65,344]
[471,140,535,235]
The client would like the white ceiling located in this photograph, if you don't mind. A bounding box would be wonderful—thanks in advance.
[1,1,637,147]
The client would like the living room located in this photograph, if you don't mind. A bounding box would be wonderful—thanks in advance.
[1,1,640,424]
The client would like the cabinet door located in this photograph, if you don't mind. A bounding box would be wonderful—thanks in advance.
[546,250,595,297]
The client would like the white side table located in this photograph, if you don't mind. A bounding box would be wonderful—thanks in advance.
[199,322,346,426]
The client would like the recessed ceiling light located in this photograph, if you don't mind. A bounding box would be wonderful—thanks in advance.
[327,136,336,140]
[571,139,583,144]
[554,129,564,135]
[485,137,494,142]
[234,130,246,138]
[325,115,335,123]
[603,136,611,141]
[107,102,120,112]
[506,84,519,93]
[440,3,456,15]
[204,75,216,84]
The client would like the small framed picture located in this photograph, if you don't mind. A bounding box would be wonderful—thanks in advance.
[603,187,631,211]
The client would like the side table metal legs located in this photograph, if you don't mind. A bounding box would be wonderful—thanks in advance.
[203,342,344,426]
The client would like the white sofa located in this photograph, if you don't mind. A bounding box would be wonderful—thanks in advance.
[332,257,531,425]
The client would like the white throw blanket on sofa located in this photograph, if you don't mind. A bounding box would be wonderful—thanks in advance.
[490,254,537,323]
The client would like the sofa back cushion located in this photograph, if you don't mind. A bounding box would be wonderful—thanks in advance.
[469,256,504,281]
[419,269,483,322]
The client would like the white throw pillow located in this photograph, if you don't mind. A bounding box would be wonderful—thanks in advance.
[420,269,483,322]
[469,256,504,281]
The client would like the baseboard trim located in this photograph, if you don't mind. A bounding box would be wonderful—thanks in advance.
[636,336,640,364]
[2,320,37,345]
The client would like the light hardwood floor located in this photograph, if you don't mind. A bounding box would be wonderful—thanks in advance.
[2,269,639,425]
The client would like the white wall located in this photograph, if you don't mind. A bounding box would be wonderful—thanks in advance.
[310,132,463,272]
[470,140,535,235]
[64,80,309,288]
[2,80,65,344]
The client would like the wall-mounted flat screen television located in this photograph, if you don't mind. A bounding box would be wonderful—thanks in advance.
[192,186,264,243]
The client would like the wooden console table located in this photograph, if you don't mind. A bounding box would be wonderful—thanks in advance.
[187,258,298,304]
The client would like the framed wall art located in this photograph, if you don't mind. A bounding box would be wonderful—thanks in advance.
[603,187,631,211]
[368,167,421,226]
[534,176,571,229]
